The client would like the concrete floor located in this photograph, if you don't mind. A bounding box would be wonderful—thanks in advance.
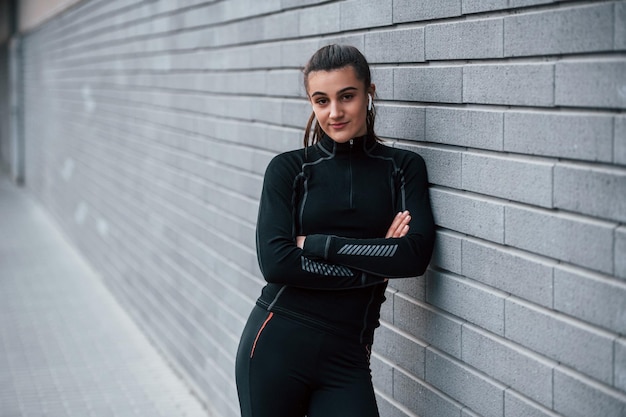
[0,174,210,417]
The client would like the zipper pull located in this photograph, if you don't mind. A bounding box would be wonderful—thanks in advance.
[350,138,354,148]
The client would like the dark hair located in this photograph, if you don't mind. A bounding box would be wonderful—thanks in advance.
[302,44,379,148]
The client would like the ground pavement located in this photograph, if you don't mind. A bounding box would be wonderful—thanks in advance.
[0,174,210,417]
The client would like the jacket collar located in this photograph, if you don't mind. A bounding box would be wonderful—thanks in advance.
[317,133,377,156]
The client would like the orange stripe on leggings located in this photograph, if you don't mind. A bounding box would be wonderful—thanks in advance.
[250,312,274,358]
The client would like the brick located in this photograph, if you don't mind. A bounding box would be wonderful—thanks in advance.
[504,4,614,57]
[462,325,554,407]
[393,0,461,23]
[370,355,394,395]
[506,298,614,384]
[195,159,263,200]
[375,393,413,417]
[171,50,204,71]
[282,0,328,8]
[427,270,505,335]
[371,68,394,101]
[555,60,626,109]
[394,369,463,417]
[387,275,425,302]
[233,0,282,20]
[394,292,463,357]
[426,18,503,60]
[373,322,426,378]
[207,136,264,168]
[281,99,310,129]
[267,11,304,42]
[408,144,462,188]
[461,408,481,417]
[615,116,626,165]
[426,107,503,151]
[248,43,283,70]
[298,2,340,36]
[504,111,613,163]
[203,187,258,233]
[462,0,507,14]
[554,265,626,334]
[462,152,554,207]
[179,4,218,27]
[226,96,255,122]
[616,1,626,50]
[365,28,425,63]
[317,34,365,52]
[380,288,396,323]
[203,71,267,96]
[251,97,284,125]
[212,23,238,48]
[266,69,304,98]
[241,18,272,45]
[426,348,505,417]
[262,125,302,153]
[616,338,626,392]
[431,230,462,275]
[554,163,626,223]
[509,0,555,7]
[554,367,626,417]
[181,30,213,52]
[463,64,554,106]
[340,0,392,31]
[504,389,561,417]
[281,39,320,68]
[617,227,626,280]
[430,188,504,243]
[394,67,463,104]
[505,206,614,274]
[462,238,554,308]
[376,105,425,141]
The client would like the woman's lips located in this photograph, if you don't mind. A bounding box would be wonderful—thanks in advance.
[330,122,348,129]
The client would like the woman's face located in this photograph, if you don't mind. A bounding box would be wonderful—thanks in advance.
[307,66,374,144]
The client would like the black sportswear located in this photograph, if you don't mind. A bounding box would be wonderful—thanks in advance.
[236,305,379,417]
[254,133,435,344]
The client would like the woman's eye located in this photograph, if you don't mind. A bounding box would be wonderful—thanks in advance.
[342,94,353,101]
[316,99,328,105]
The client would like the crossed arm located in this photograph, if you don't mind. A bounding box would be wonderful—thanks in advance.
[257,153,434,289]
[295,210,411,249]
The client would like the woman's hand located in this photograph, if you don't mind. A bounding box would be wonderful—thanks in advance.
[385,211,411,238]
[296,235,306,249]
[382,211,411,282]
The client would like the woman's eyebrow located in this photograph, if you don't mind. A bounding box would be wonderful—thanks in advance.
[311,86,358,97]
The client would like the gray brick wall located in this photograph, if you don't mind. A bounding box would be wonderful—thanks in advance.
[0,44,9,170]
[11,0,626,416]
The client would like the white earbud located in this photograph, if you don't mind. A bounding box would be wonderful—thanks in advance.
[367,94,373,111]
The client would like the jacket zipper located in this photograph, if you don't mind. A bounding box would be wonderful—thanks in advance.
[349,138,354,208]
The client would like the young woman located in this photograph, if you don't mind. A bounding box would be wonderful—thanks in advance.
[235,44,435,417]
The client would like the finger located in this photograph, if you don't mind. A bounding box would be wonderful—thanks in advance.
[387,211,410,238]
[385,211,405,238]
[385,211,408,238]
[392,222,410,238]
[392,213,411,237]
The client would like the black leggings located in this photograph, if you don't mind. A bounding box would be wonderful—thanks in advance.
[235,305,380,417]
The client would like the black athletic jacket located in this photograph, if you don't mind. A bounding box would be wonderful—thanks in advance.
[255,133,435,344]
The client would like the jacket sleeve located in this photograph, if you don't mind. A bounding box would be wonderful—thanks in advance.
[256,154,385,290]
[302,153,435,278]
